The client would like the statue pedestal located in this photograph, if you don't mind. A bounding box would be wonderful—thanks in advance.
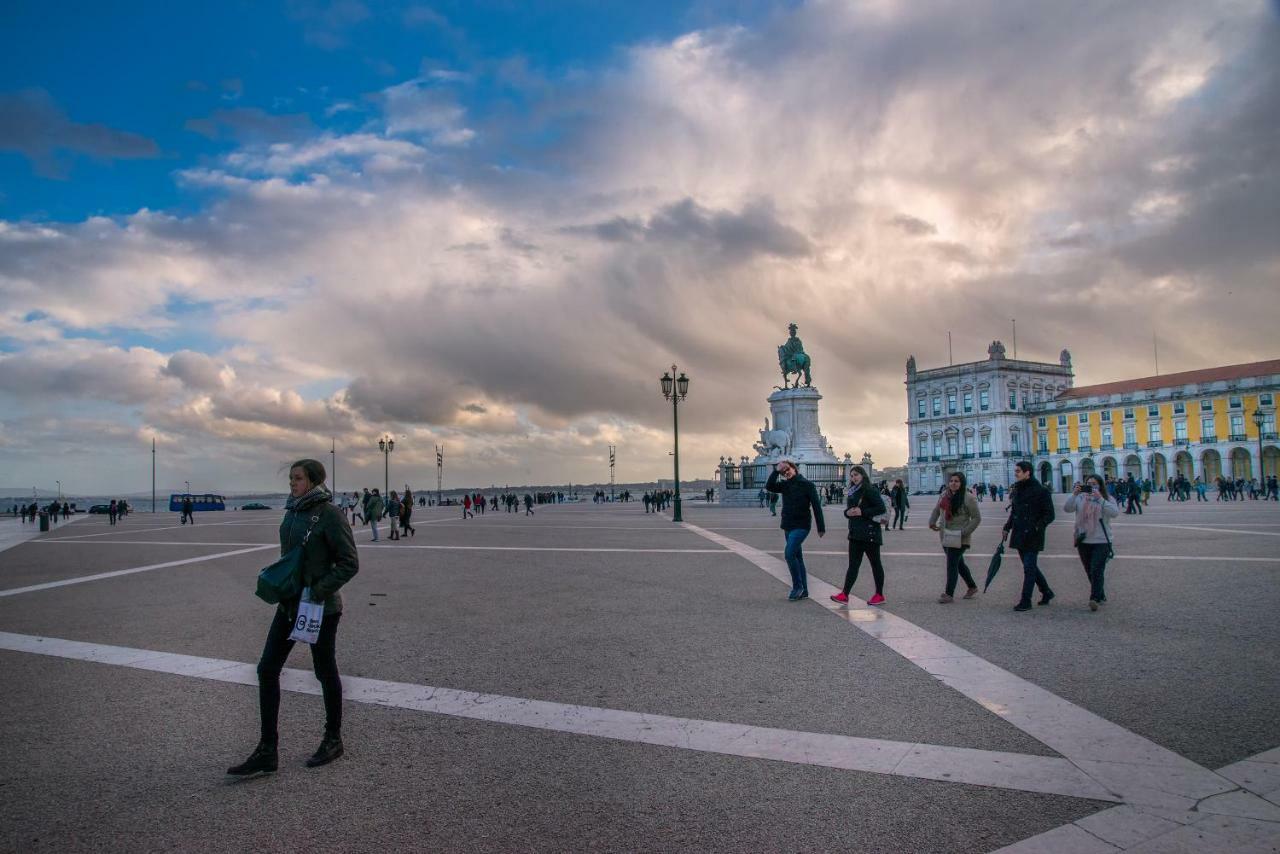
[757,387,839,465]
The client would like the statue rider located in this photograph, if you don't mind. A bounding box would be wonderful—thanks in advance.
[778,323,812,387]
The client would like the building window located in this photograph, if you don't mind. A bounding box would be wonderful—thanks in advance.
[1078,427,1089,447]
[1229,395,1242,409]
[1079,412,1089,423]
[964,435,975,455]
[1038,432,1048,452]
[1037,417,1047,428]
[1148,423,1161,443]
[917,397,926,418]
[1147,404,1159,417]
[1008,386,1017,410]
[1101,410,1111,422]
[1124,407,1134,420]
[1057,429,1069,450]
[934,438,943,457]
[1057,415,1067,426]
[980,434,991,454]
[1202,416,1216,440]
[1011,432,1021,452]
[1124,424,1136,445]
[979,390,990,411]
[933,397,942,416]
[1230,413,1245,437]
[1173,402,1185,415]
[1034,390,1043,403]
[963,392,973,413]
[947,393,957,415]
[1101,425,1112,446]
[1263,412,1277,434]
[1201,399,1213,411]
[946,435,958,455]
[1262,393,1274,406]
[1175,421,1187,441]
[918,437,928,458]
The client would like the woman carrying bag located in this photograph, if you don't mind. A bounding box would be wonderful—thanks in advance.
[228,459,359,776]
[1064,473,1119,611]
[831,466,888,605]
[928,472,982,603]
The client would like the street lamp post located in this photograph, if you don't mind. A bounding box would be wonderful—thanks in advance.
[56,480,61,500]
[378,435,395,498]
[185,480,191,495]
[1253,409,1266,482]
[659,365,690,522]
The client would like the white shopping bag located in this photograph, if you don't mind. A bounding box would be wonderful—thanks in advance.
[289,587,324,645]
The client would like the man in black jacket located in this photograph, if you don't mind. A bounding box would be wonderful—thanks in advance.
[765,459,825,601]
[1003,461,1056,612]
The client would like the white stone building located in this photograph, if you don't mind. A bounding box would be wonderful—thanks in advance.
[904,341,1074,493]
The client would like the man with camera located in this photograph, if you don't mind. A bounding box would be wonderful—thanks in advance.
[765,459,825,601]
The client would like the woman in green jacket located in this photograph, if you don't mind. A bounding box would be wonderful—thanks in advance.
[927,472,982,603]
[228,459,359,775]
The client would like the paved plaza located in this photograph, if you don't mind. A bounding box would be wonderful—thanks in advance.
[1,497,1278,852]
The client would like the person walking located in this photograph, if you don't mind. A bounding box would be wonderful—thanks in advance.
[765,459,826,601]
[462,494,473,519]
[928,472,981,603]
[366,488,384,541]
[1064,474,1119,612]
[831,466,887,606]
[385,491,402,541]
[1123,473,1143,514]
[108,499,118,526]
[181,494,195,525]
[890,478,909,530]
[1003,460,1056,612]
[524,493,534,515]
[400,488,415,537]
[227,459,358,776]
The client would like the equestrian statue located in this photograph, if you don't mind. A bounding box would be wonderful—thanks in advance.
[777,322,812,388]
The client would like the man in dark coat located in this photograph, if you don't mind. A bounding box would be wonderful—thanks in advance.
[1003,461,1056,612]
[765,459,825,601]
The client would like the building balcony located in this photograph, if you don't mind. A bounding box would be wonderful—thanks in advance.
[1099,443,1115,451]
[1078,445,1092,454]
[1264,432,1279,441]
[1056,446,1070,454]
[1123,442,1140,450]
[1202,434,1217,443]
[1229,433,1248,442]
[1175,438,1190,446]
[978,452,993,458]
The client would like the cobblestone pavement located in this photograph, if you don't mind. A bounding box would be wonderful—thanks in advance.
[1,498,1277,852]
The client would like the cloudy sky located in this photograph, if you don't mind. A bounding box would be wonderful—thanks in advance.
[1,0,1277,495]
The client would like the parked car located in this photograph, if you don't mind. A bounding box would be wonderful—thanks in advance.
[240,502,272,510]
[88,504,112,514]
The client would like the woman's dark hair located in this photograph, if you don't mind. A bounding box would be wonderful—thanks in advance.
[1086,473,1110,499]
[289,458,326,488]
[849,465,868,483]
[947,470,967,514]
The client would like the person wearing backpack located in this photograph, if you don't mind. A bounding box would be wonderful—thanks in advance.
[831,466,888,606]
[1064,474,1119,611]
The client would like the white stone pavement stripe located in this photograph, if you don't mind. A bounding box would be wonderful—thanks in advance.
[0,546,276,598]
[759,550,1280,564]
[992,747,1280,852]
[679,521,1259,814]
[0,630,1116,802]
[32,541,731,554]
[1109,523,1280,538]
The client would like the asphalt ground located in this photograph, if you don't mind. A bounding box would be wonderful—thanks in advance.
[0,498,1277,852]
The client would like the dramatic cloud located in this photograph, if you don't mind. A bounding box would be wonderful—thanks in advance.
[1,0,1276,494]
[0,89,159,178]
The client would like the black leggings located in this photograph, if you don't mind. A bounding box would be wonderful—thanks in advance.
[257,608,343,743]
[944,546,977,596]
[843,540,885,596]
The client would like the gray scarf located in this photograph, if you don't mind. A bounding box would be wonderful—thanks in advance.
[285,485,330,511]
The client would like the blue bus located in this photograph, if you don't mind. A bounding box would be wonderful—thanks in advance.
[169,493,226,512]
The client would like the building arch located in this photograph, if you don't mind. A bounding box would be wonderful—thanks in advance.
[1058,459,1074,493]
[1101,456,1119,480]
[1230,447,1252,480]
[1173,451,1194,479]
[1201,449,1223,482]
[1124,454,1142,478]
[1150,452,1168,484]
[1264,446,1279,479]
[1080,458,1097,478]
[1038,461,1052,488]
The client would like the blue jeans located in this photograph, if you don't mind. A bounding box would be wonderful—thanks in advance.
[784,528,810,595]
[1017,549,1052,606]
[369,520,379,541]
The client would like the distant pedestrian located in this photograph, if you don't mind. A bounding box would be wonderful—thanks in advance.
[765,459,826,601]
[890,478,909,530]
[181,494,195,525]
[928,472,981,603]
[108,499,118,526]
[831,466,887,606]
[524,494,534,515]
[386,492,402,541]
[366,489,384,541]
[1004,461,1056,612]
[226,458,357,777]
[1064,474,1119,612]
[463,494,473,519]
[1123,474,1143,514]
[400,488,415,537]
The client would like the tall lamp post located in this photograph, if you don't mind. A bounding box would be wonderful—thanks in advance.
[378,435,395,498]
[1253,409,1266,481]
[56,480,61,500]
[659,365,690,522]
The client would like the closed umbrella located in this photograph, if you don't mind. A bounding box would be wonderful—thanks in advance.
[983,538,1007,592]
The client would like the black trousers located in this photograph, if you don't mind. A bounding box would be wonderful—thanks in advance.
[892,506,905,529]
[843,540,885,596]
[257,607,343,743]
[944,547,977,596]
[1016,548,1053,606]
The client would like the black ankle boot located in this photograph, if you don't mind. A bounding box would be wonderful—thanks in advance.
[227,741,278,775]
[305,733,344,768]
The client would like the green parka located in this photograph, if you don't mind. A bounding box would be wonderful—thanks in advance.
[278,489,359,617]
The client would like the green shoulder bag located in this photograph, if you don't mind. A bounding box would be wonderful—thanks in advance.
[255,514,321,604]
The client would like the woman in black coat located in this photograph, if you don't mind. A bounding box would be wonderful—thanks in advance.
[831,466,889,606]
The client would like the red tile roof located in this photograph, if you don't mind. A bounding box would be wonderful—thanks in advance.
[1056,359,1280,400]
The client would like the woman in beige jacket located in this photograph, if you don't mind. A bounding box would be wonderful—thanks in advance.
[928,472,983,603]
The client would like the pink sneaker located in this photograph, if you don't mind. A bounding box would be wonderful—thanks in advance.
[867,593,886,606]
[830,592,849,603]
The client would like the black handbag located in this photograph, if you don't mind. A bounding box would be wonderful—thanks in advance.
[255,514,320,604]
